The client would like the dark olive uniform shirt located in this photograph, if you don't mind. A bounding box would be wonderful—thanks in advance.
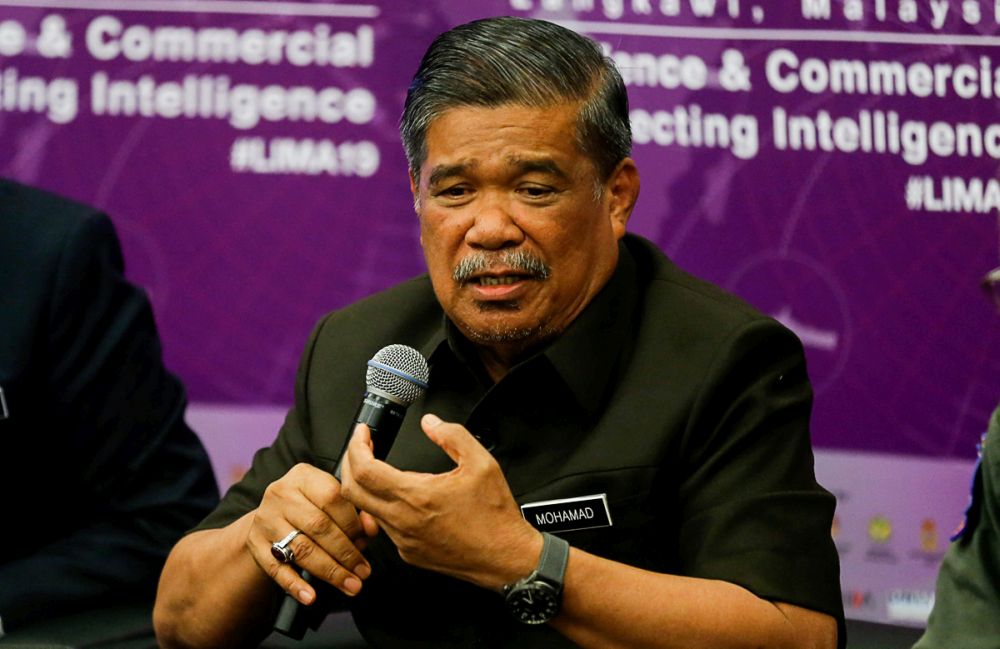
[197,234,845,648]
[915,403,1000,649]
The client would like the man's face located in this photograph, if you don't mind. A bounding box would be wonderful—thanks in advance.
[411,102,638,352]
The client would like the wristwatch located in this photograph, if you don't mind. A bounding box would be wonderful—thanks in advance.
[502,532,570,624]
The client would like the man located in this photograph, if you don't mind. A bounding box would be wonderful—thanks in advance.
[154,17,843,648]
[913,248,1000,648]
[0,178,219,632]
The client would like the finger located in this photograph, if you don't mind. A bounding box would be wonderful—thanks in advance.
[268,561,317,605]
[253,520,368,598]
[340,424,401,494]
[342,424,406,502]
[280,521,370,588]
[358,510,382,538]
[265,464,356,535]
[246,522,346,601]
[421,413,488,466]
[303,480,366,542]
[266,538,365,600]
[261,466,371,580]
[354,422,375,452]
[272,470,367,553]
[313,481,367,543]
[347,422,375,464]
[337,424,366,490]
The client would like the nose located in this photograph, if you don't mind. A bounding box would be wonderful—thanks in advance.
[464,193,524,250]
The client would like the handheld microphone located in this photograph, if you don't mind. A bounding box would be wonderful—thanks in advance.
[334,344,430,477]
[274,344,429,638]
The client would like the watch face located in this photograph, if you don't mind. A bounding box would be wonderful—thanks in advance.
[505,581,561,624]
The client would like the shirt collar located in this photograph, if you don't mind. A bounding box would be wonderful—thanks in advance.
[422,239,639,417]
[539,240,637,417]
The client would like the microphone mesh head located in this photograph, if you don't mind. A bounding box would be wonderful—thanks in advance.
[366,344,430,405]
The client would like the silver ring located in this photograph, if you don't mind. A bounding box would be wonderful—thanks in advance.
[270,529,302,564]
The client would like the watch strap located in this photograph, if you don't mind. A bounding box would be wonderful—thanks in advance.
[534,532,569,588]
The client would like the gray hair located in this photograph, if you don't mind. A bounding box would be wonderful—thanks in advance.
[400,16,631,181]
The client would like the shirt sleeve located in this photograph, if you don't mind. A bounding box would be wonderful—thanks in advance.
[0,212,219,628]
[675,317,845,645]
[915,404,1000,649]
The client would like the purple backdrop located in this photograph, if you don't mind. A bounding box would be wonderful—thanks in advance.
[3,1,998,459]
[2,2,998,457]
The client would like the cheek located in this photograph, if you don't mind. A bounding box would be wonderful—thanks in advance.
[422,243,450,283]
[423,245,457,309]
[419,219,462,288]
[419,214,446,257]
[421,208,466,242]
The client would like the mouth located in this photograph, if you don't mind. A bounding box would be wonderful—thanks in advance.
[471,274,529,286]
[464,272,536,300]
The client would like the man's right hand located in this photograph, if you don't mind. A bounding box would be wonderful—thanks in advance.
[247,462,377,604]
[154,462,378,649]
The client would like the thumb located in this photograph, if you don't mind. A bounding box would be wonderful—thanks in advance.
[359,511,381,539]
[420,413,482,465]
[351,422,375,454]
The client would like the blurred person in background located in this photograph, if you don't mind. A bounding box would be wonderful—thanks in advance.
[913,219,1000,649]
[0,178,219,633]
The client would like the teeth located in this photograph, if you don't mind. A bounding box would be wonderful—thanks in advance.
[479,276,520,286]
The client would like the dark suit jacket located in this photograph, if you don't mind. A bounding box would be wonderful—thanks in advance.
[0,178,219,630]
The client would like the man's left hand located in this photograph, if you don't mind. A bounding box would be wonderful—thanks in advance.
[339,415,542,591]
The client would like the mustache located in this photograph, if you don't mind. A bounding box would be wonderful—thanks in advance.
[452,249,551,283]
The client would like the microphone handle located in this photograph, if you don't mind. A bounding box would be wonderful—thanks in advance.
[273,393,406,638]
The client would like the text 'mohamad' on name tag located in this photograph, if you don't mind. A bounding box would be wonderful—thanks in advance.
[520,494,612,533]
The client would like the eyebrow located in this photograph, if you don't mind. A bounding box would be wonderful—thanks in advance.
[427,163,476,189]
[426,157,570,189]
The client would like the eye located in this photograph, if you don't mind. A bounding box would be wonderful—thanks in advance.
[518,185,556,200]
[433,184,473,203]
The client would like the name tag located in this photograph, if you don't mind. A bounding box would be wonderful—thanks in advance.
[520,494,612,533]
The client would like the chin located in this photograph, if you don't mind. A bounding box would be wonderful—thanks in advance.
[458,316,557,346]
[465,326,540,345]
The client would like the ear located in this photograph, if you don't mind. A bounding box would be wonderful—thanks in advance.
[409,169,420,208]
[605,158,640,240]
[409,169,424,246]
